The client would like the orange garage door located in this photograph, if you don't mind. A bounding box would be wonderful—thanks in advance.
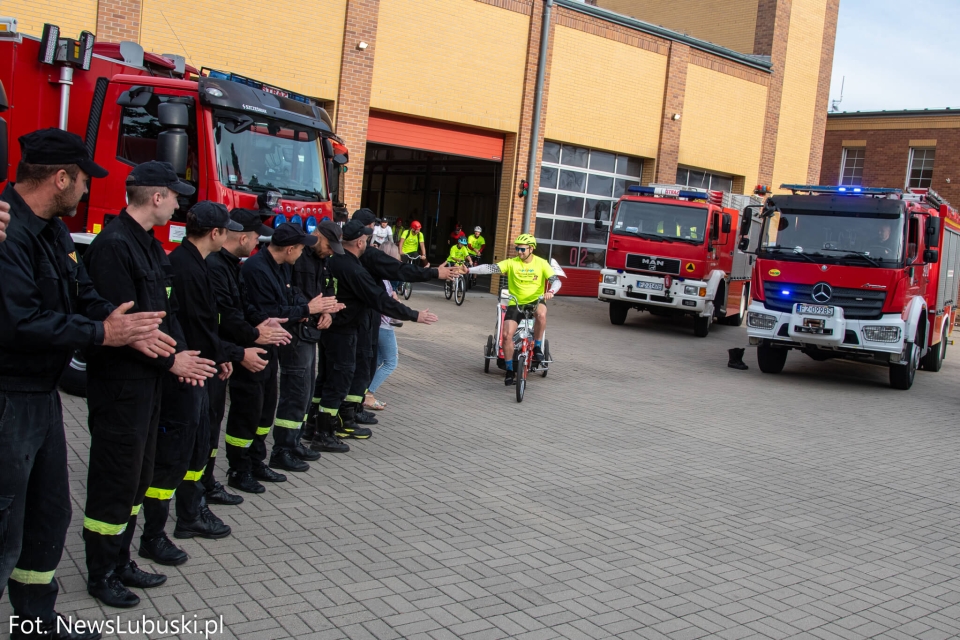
[366,111,504,161]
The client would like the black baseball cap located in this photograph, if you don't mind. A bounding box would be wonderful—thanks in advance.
[317,219,344,254]
[229,208,273,236]
[189,202,242,231]
[125,161,196,195]
[19,128,108,178]
[272,222,318,247]
[342,219,374,241]
[352,208,377,226]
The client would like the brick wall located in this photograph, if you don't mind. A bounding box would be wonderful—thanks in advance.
[755,0,791,187]
[805,0,839,184]
[336,0,381,211]
[653,43,689,183]
[97,0,142,42]
[821,117,960,204]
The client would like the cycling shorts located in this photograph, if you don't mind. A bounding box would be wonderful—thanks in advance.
[504,303,539,324]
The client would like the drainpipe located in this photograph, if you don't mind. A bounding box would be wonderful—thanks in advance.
[521,0,553,235]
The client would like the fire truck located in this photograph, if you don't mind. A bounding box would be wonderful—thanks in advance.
[596,185,761,336]
[742,184,960,390]
[0,20,349,251]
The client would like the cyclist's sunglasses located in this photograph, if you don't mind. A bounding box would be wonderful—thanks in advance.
[514,245,531,253]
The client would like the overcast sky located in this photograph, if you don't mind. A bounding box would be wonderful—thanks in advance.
[829,0,960,113]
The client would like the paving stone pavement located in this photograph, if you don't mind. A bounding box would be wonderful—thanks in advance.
[3,287,960,640]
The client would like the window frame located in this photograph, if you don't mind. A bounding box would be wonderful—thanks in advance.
[839,147,865,187]
[675,166,735,193]
[905,147,936,190]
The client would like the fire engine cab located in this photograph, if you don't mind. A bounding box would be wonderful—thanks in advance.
[743,184,960,390]
[597,185,760,336]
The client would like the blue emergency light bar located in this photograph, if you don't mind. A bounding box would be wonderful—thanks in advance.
[628,185,710,200]
[204,69,314,105]
[781,184,903,196]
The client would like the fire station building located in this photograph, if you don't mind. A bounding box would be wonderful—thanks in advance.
[820,109,960,206]
[10,0,839,294]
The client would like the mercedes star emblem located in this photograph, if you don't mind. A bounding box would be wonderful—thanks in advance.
[811,282,833,303]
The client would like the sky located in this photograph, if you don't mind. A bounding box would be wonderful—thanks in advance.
[829,0,960,113]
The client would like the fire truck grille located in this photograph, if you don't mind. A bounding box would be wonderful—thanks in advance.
[763,282,886,320]
[625,254,681,275]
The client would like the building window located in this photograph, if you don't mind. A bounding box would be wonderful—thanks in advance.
[840,148,865,186]
[535,141,641,270]
[907,148,935,189]
[676,167,734,193]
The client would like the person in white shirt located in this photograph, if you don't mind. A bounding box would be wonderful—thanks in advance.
[371,218,393,247]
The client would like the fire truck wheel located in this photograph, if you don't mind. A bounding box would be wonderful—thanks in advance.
[720,285,748,326]
[693,314,711,337]
[920,323,948,372]
[757,343,787,373]
[609,302,629,325]
[889,336,920,390]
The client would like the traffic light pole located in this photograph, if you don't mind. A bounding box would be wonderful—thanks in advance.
[521,0,553,236]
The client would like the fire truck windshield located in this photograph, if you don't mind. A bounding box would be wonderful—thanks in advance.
[759,207,904,265]
[612,200,706,244]
[214,116,327,201]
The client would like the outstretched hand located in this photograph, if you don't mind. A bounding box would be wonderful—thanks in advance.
[416,309,439,325]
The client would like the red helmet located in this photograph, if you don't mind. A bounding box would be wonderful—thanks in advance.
[410,220,422,232]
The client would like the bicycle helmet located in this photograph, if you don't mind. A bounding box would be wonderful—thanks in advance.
[515,233,537,248]
[474,226,482,233]
[457,236,468,245]
[410,220,422,232]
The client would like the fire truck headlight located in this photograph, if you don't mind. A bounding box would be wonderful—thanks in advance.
[602,275,618,284]
[747,312,776,330]
[863,326,901,342]
[684,285,706,296]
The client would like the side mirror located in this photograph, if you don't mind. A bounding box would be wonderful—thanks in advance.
[740,205,759,236]
[333,153,348,165]
[738,237,751,252]
[117,86,153,108]
[924,248,940,264]
[593,201,609,230]
[926,216,942,244]
[721,213,732,234]
[156,102,189,175]
[0,79,8,180]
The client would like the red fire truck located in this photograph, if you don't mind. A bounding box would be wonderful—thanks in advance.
[742,184,960,389]
[0,20,348,251]
[596,185,760,336]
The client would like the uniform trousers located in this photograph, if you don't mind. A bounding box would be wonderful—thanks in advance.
[142,382,208,539]
[83,376,162,581]
[224,357,278,473]
[274,337,317,451]
[201,374,228,492]
[0,390,71,624]
[318,331,359,415]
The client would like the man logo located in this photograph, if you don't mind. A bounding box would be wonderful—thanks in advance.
[812,282,833,303]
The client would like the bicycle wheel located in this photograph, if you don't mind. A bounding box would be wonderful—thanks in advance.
[516,353,526,402]
[541,339,550,378]
[484,334,494,373]
[402,282,412,300]
[444,279,453,300]
[455,277,466,305]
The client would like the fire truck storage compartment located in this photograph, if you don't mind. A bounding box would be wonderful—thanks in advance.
[937,222,960,310]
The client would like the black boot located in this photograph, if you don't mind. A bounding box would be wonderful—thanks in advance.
[292,441,321,461]
[205,479,244,505]
[227,469,265,494]
[10,612,103,639]
[174,504,232,540]
[253,462,287,482]
[302,408,318,441]
[87,572,139,609]
[311,413,350,452]
[335,405,372,439]
[354,402,379,425]
[727,347,749,370]
[117,561,166,589]
[138,533,188,566]
[269,448,309,472]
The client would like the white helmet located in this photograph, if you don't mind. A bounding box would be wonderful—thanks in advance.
[474,226,482,233]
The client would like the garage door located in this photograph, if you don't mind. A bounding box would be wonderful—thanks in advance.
[367,111,504,162]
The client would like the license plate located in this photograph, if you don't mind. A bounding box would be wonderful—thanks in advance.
[636,281,664,291]
[796,304,834,317]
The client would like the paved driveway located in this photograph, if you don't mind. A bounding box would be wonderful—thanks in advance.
[4,287,960,639]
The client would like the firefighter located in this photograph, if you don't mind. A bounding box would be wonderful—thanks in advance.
[204,209,291,499]
[224,223,340,491]
[313,220,437,446]
[0,129,173,639]
[278,220,347,455]
[138,202,243,567]
[83,161,218,609]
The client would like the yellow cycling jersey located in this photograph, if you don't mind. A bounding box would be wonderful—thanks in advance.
[399,230,424,254]
[497,255,555,306]
[447,244,471,264]
[467,234,485,254]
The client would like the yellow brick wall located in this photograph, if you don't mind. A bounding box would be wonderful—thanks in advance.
[545,24,666,159]
[678,64,767,192]
[139,0,346,102]
[771,0,827,191]
[1,0,97,39]
[371,0,528,132]
[596,0,759,54]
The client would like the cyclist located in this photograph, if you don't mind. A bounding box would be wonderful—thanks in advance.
[467,234,561,385]
[398,220,427,265]
[448,222,466,246]
[467,226,485,262]
[443,236,474,269]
